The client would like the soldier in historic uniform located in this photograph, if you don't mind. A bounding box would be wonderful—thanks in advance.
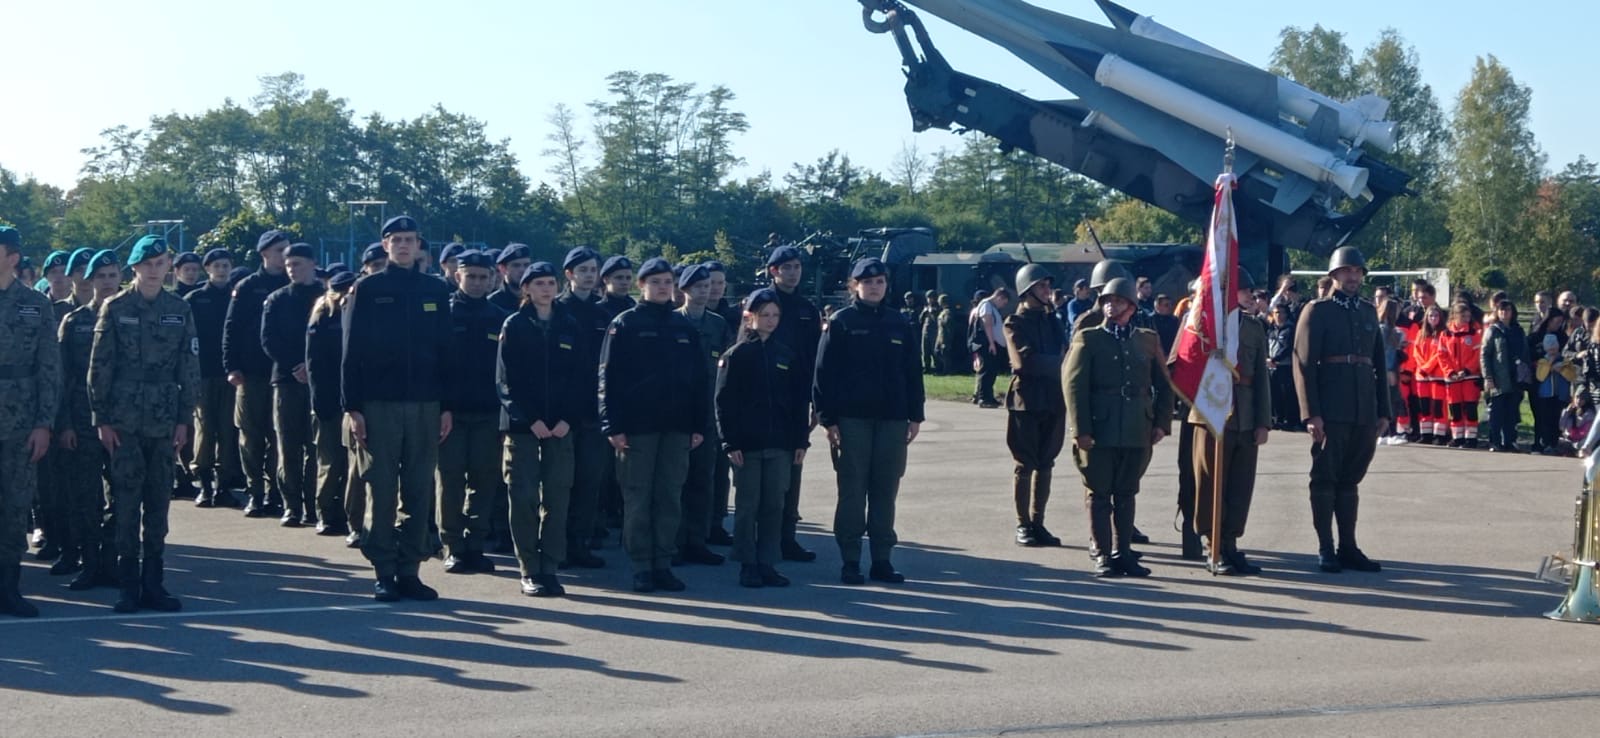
[0,226,62,617]
[1189,271,1272,575]
[1004,264,1067,548]
[1293,246,1390,573]
[89,236,200,612]
[1064,277,1173,578]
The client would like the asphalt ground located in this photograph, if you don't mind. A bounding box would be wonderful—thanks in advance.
[3,400,1596,737]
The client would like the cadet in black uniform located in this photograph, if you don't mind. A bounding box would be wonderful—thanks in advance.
[173,252,204,298]
[554,247,610,567]
[437,251,507,574]
[186,249,240,506]
[499,262,580,597]
[599,257,710,593]
[703,261,741,544]
[766,245,822,562]
[438,242,466,290]
[306,270,356,537]
[225,230,290,517]
[489,243,531,313]
[342,216,453,602]
[360,242,387,275]
[675,264,733,566]
[261,244,325,527]
[599,256,637,318]
[717,288,809,587]
[814,258,925,584]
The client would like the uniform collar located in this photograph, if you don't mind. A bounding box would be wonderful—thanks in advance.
[1331,291,1360,310]
[1103,320,1133,340]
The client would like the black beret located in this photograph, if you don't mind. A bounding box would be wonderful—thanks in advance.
[326,262,350,275]
[203,248,233,266]
[439,243,467,263]
[227,266,252,286]
[601,255,634,277]
[850,257,887,281]
[285,243,316,261]
[497,243,531,265]
[678,263,710,290]
[362,243,386,264]
[519,261,559,286]
[257,229,290,252]
[329,271,358,291]
[766,245,802,267]
[0,226,20,249]
[637,257,673,281]
[458,251,495,271]
[563,247,600,271]
[174,252,202,268]
[381,215,418,236]
[745,288,780,315]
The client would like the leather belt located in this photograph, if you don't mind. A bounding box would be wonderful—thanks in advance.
[1321,354,1372,366]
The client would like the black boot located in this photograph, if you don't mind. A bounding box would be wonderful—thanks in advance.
[0,565,39,618]
[1225,538,1261,575]
[113,557,141,613]
[69,544,100,591]
[869,561,905,583]
[139,557,181,612]
[1030,521,1061,547]
[1203,538,1237,575]
[758,564,790,587]
[1179,513,1204,561]
[94,541,118,587]
[1332,492,1381,571]
[1311,493,1339,572]
[242,492,268,518]
[1087,493,1114,561]
[1015,524,1038,547]
[780,520,815,562]
[48,546,82,576]
[739,564,764,588]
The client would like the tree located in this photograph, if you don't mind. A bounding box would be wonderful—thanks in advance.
[0,166,65,258]
[890,140,930,205]
[1446,55,1545,288]
[543,103,593,243]
[1269,25,1358,101]
[1076,197,1200,244]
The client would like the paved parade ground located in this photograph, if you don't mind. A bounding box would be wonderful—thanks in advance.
[3,399,1597,737]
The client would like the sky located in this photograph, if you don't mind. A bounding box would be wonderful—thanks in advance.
[3,0,1595,196]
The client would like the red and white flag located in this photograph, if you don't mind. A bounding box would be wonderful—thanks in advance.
[1170,173,1241,434]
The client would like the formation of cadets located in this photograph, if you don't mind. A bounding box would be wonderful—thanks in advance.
[1,213,1405,619]
[0,217,928,616]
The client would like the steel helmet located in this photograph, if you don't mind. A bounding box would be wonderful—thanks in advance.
[1014,263,1054,296]
[1096,277,1138,307]
[1327,246,1367,275]
[1089,259,1132,290]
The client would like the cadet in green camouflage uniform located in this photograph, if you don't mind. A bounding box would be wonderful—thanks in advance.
[89,236,200,613]
[0,226,63,618]
[56,250,123,591]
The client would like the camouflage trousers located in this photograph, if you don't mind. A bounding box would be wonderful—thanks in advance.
[0,436,38,570]
[108,433,175,562]
[60,429,110,553]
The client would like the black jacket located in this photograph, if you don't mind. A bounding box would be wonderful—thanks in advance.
[306,296,345,419]
[598,300,709,437]
[813,299,926,427]
[497,306,581,433]
[341,264,453,413]
[261,281,325,385]
[447,291,510,415]
[223,269,288,378]
[185,281,231,379]
[770,287,822,408]
[555,290,610,424]
[600,292,637,319]
[716,336,810,453]
[487,284,520,314]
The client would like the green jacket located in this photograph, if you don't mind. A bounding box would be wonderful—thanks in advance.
[0,279,62,440]
[1064,323,1175,448]
[89,287,201,437]
[1480,321,1517,397]
[1293,295,1391,424]
[1188,313,1272,432]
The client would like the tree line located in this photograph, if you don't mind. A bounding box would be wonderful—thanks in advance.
[1,27,1595,298]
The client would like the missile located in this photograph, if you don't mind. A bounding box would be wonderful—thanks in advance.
[1093,0,1398,153]
[1057,45,1369,198]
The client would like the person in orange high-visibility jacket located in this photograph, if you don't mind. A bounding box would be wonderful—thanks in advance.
[1409,306,1449,445]
[1439,303,1483,448]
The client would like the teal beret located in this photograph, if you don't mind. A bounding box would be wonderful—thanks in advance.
[66,247,95,277]
[42,250,70,272]
[127,235,170,267]
[87,249,119,278]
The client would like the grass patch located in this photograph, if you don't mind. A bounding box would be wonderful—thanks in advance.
[923,372,982,403]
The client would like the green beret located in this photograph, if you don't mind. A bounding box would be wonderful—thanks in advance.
[127,235,170,268]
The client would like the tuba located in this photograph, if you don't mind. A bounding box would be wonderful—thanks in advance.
[1541,451,1600,623]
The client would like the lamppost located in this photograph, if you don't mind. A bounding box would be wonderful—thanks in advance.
[345,200,388,266]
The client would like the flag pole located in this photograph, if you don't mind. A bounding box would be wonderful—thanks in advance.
[1209,131,1237,576]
